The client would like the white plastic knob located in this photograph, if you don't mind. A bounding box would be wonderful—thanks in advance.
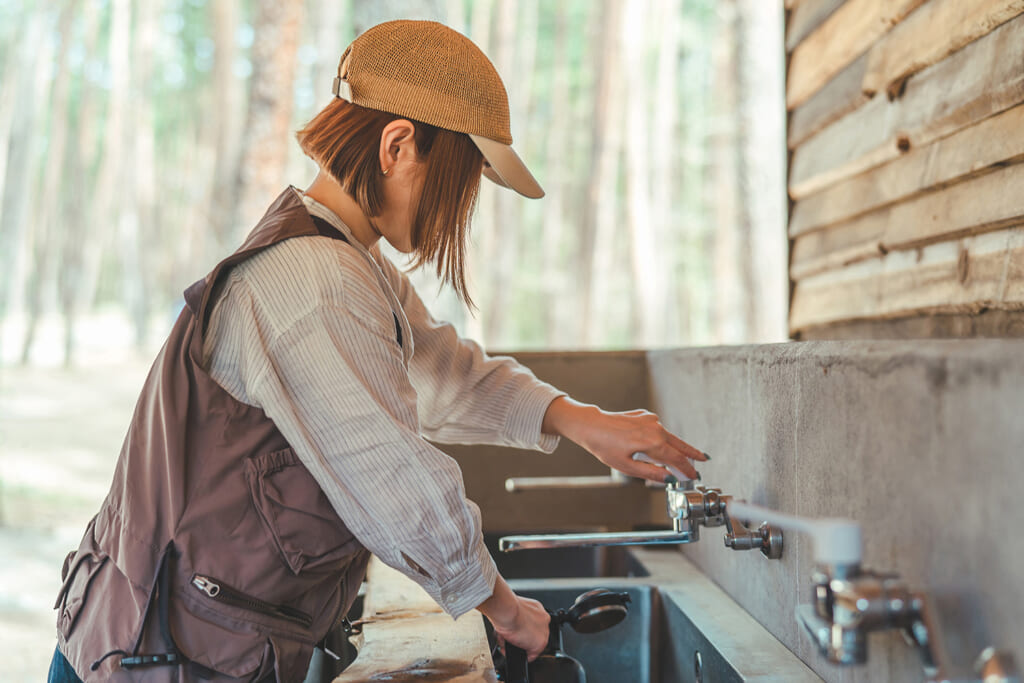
[726,500,862,566]
[631,452,691,484]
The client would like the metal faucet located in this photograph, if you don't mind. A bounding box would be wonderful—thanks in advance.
[498,479,783,559]
[797,564,1020,683]
[728,501,1020,683]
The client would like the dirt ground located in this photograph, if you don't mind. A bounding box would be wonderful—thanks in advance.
[1,315,159,681]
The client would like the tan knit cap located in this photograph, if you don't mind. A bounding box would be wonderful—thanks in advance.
[332,20,544,199]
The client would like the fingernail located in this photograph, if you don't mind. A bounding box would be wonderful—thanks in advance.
[695,470,702,481]
[664,474,678,486]
[702,452,712,461]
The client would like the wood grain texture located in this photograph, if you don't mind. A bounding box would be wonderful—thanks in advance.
[790,216,886,280]
[787,52,869,150]
[336,558,497,683]
[790,102,1024,238]
[789,12,1024,199]
[791,161,1024,279]
[786,0,926,109]
[795,308,1024,338]
[790,228,1024,332]
[861,0,1024,99]
[786,0,846,52]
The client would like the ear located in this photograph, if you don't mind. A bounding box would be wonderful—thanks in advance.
[379,119,418,175]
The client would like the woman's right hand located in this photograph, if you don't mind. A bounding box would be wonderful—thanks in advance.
[491,595,550,660]
[476,576,550,660]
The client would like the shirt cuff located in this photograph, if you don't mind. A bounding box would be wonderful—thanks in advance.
[435,539,500,619]
[504,382,565,453]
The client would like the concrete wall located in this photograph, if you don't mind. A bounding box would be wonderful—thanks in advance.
[647,340,1024,682]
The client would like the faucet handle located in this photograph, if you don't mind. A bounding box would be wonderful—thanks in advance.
[726,500,862,568]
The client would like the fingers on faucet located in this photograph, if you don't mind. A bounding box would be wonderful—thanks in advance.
[631,461,676,483]
[667,432,708,462]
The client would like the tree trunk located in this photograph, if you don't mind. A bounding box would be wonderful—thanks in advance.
[711,0,743,344]
[736,0,787,342]
[20,1,78,364]
[623,1,663,348]
[583,0,626,346]
[58,0,103,366]
[232,0,305,238]
[653,0,684,343]
[0,11,50,358]
[314,0,350,100]
[464,0,493,343]
[119,0,162,350]
[483,0,524,345]
[205,0,243,253]
[74,0,132,343]
[541,2,571,348]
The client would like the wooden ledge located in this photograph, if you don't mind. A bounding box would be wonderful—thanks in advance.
[334,557,497,682]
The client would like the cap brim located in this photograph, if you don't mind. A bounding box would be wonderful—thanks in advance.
[469,134,544,199]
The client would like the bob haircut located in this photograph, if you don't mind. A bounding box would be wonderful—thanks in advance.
[296,98,484,306]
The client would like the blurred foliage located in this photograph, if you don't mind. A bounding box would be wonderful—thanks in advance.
[0,0,771,362]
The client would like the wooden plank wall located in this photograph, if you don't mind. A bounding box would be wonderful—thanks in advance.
[785,0,1024,338]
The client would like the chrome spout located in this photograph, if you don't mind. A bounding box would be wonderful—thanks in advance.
[504,472,632,493]
[498,528,698,552]
[504,468,632,492]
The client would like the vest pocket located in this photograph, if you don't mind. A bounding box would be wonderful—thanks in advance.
[245,447,359,575]
[54,546,108,640]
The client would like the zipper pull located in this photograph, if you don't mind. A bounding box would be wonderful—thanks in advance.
[192,575,221,597]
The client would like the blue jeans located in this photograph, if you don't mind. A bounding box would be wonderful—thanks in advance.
[47,646,83,683]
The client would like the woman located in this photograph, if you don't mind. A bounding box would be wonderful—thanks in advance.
[50,19,706,682]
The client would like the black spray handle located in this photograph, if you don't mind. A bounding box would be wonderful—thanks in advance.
[503,643,529,683]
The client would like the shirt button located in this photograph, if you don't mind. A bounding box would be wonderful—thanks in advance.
[446,592,460,604]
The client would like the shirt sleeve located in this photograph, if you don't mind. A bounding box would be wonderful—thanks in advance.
[204,237,499,618]
[378,254,565,451]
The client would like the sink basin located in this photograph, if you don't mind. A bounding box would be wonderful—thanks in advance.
[504,546,822,683]
[311,546,820,683]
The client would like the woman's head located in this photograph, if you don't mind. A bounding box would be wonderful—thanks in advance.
[297,19,543,305]
[297,99,483,304]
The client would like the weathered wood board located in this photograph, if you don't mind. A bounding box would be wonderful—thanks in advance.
[790,228,1024,331]
[861,0,1024,99]
[791,160,1024,280]
[786,0,846,53]
[786,0,926,109]
[335,558,497,683]
[789,11,1024,199]
[787,52,869,150]
[790,102,1024,238]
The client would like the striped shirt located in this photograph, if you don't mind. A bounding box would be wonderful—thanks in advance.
[201,193,564,618]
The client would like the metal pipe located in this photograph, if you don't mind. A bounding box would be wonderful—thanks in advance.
[504,474,632,492]
[499,529,697,552]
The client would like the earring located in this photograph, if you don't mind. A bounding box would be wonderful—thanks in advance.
[381,167,391,177]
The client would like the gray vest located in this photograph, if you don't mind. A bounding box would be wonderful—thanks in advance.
[55,188,371,682]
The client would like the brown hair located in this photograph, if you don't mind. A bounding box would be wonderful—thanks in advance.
[296,98,484,306]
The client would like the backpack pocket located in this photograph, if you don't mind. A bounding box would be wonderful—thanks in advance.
[54,538,108,640]
[245,447,360,575]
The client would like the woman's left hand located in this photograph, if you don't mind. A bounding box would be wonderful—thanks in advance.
[541,397,708,482]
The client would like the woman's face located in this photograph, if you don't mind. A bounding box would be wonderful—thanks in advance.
[373,119,428,253]
[375,159,426,253]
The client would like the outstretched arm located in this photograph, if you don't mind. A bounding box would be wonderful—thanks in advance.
[541,396,709,481]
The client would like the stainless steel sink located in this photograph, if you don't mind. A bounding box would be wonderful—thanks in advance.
[505,547,823,683]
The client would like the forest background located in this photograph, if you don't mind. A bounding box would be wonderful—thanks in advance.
[0,0,785,363]
[0,0,785,680]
